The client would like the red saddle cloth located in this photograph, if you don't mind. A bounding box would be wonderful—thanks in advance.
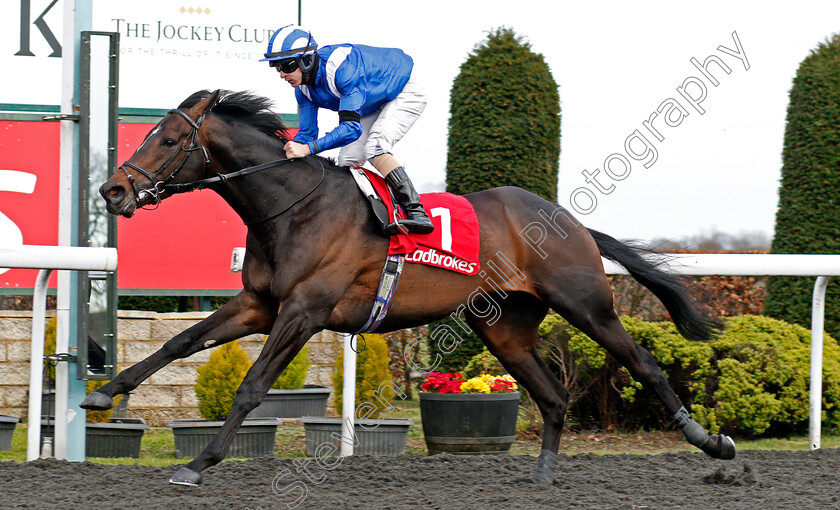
[363,169,481,276]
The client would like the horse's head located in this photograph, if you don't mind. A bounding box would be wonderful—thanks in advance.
[99,89,222,217]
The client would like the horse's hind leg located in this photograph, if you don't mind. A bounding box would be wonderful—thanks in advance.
[543,271,736,460]
[464,294,568,484]
[81,291,274,410]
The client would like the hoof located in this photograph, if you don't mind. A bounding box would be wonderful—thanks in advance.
[80,391,114,411]
[702,434,736,460]
[170,467,203,486]
[529,449,558,484]
[529,471,554,484]
[718,435,736,460]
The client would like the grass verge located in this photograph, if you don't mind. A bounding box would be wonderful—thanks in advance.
[2,398,838,465]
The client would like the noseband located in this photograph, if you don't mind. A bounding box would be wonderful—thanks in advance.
[120,108,210,207]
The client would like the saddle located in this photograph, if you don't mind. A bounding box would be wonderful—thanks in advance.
[349,167,480,275]
[349,167,481,333]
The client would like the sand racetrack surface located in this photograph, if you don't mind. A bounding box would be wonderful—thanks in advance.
[0,449,837,509]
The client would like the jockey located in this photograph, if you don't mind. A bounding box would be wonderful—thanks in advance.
[261,24,434,236]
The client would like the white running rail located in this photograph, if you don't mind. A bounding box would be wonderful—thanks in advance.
[231,249,840,454]
[603,253,840,450]
[0,245,118,461]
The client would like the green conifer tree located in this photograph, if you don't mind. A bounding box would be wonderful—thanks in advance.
[271,345,310,390]
[333,334,395,416]
[445,27,560,200]
[428,27,561,371]
[195,341,251,421]
[765,34,840,339]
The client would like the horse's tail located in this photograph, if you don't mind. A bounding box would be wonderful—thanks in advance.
[588,228,723,341]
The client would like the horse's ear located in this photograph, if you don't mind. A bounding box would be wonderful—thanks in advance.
[190,89,222,117]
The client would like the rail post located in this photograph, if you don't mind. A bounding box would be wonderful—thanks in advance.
[810,276,830,450]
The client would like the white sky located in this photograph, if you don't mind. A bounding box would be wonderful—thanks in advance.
[298,1,840,243]
[6,0,840,243]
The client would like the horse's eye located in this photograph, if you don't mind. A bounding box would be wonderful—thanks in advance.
[162,138,177,148]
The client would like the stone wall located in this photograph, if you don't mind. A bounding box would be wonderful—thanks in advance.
[0,310,342,426]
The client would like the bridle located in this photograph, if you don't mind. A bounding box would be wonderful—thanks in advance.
[119,106,325,224]
[121,108,210,208]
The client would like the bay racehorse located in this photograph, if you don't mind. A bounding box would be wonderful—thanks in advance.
[83,89,735,486]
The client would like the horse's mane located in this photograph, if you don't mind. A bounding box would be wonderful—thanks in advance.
[179,90,289,141]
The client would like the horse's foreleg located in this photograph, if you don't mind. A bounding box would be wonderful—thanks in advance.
[81,291,274,411]
[170,305,314,486]
[496,352,568,484]
[466,299,567,484]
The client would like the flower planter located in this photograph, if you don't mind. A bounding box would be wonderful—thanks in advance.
[41,389,56,418]
[38,418,150,458]
[249,385,331,419]
[419,391,521,455]
[0,415,20,451]
[25,389,55,419]
[85,419,150,458]
[169,417,281,459]
[300,417,412,456]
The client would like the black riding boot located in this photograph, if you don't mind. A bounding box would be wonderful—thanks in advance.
[384,167,434,235]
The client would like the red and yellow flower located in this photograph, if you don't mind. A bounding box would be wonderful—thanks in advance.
[421,372,518,394]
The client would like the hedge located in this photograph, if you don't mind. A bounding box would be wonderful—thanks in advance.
[765,33,840,340]
[539,314,840,436]
[424,314,486,374]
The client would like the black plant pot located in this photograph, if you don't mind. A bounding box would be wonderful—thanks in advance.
[419,391,520,454]
[38,418,150,458]
[0,415,20,451]
[300,416,412,456]
[85,419,150,458]
[25,389,55,419]
[249,385,331,419]
[169,417,281,459]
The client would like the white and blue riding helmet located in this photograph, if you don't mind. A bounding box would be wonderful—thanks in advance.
[261,24,319,74]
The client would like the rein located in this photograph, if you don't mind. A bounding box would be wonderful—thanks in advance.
[242,157,325,226]
[120,107,325,224]
[165,158,288,192]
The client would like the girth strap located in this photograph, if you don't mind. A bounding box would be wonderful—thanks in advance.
[356,254,405,334]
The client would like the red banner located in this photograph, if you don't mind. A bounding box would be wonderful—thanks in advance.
[0,120,287,292]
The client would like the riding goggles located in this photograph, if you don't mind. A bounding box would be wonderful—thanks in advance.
[271,58,299,73]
